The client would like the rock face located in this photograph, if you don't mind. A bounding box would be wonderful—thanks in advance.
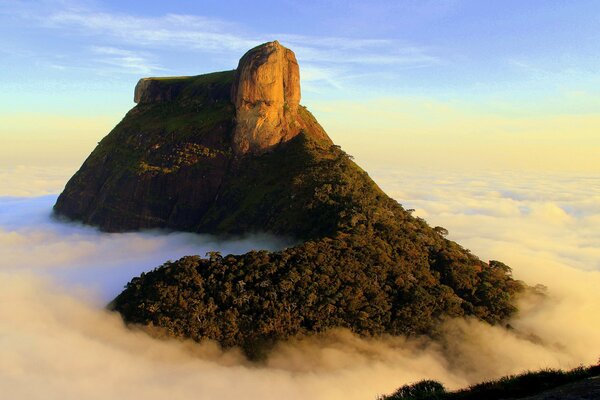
[134,78,184,104]
[231,41,302,155]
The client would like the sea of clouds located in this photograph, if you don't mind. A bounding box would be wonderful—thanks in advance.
[0,166,598,399]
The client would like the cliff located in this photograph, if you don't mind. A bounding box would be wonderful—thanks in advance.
[231,40,303,154]
[54,41,524,357]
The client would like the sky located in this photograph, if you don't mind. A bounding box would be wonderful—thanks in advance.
[1,0,599,172]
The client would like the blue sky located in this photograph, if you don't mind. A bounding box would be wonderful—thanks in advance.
[2,0,599,171]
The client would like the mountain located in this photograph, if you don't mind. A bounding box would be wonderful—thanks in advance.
[55,41,523,357]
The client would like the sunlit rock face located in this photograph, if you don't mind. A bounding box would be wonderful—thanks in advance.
[231,41,302,155]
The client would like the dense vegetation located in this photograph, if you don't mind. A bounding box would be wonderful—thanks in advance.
[379,362,600,400]
[111,130,523,357]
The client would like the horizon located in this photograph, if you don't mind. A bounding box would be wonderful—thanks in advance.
[1,0,599,173]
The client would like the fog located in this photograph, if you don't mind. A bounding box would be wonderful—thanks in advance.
[0,195,290,300]
[0,167,598,399]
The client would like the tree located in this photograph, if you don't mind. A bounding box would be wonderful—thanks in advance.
[380,380,446,400]
[434,226,448,236]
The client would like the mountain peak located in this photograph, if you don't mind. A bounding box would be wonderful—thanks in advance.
[54,42,523,355]
[231,40,302,155]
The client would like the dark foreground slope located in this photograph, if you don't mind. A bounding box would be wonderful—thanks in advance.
[56,41,524,356]
[379,363,600,400]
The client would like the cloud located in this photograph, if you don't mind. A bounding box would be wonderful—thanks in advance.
[46,10,255,53]
[0,195,290,300]
[279,34,438,66]
[0,167,75,196]
[373,170,600,272]
[0,167,598,398]
[289,37,438,91]
[43,8,438,66]
[4,3,439,84]
[91,46,165,75]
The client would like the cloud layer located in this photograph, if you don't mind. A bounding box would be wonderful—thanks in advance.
[0,168,598,399]
[0,195,290,300]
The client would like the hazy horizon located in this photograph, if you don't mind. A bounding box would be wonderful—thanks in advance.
[2,1,599,173]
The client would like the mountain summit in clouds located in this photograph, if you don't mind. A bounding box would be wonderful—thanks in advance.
[54,41,523,357]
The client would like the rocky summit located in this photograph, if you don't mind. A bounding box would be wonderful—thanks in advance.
[232,40,303,155]
[55,41,524,358]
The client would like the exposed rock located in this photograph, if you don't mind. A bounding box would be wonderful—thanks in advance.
[231,41,302,155]
[134,77,185,104]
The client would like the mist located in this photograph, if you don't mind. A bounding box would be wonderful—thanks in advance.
[0,167,598,399]
[0,195,290,300]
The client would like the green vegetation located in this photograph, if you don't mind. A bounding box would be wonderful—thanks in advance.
[379,363,600,400]
[71,70,235,172]
[381,380,446,400]
[142,70,235,90]
[111,131,523,358]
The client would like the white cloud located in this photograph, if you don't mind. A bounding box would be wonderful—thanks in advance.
[43,8,438,65]
[0,167,598,398]
[0,166,74,197]
[279,34,438,66]
[91,46,165,75]
[46,10,256,52]
[19,5,439,79]
[0,195,290,299]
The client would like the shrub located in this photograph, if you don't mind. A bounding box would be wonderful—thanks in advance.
[380,380,446,400]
